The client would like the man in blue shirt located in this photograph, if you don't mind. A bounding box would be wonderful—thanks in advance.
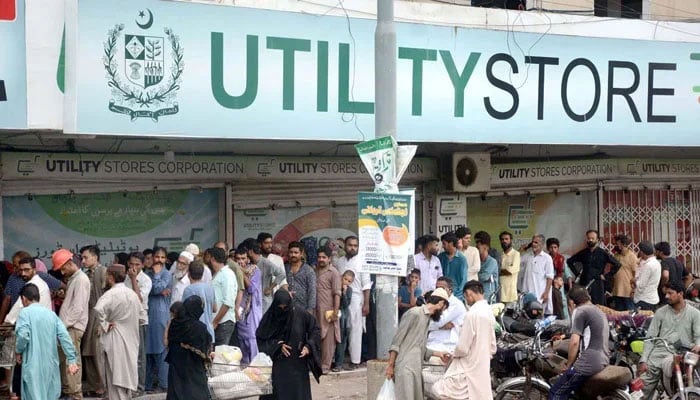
[438,232,468,301]
[475,231,499,303]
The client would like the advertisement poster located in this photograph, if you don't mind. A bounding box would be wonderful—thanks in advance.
[358,192,413,276]
[3,189,219,263]
[234,205,357,266]
[466,192,595,256]
[436,194,467,235]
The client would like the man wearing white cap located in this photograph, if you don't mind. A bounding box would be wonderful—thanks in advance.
[184,243,200,258]
[53,249,90,400]
[385,288,451,400]
[170,251,193,305]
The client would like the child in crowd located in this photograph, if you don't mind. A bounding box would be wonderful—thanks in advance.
[332,270,355,372]
[551,276,569,320]
[164,301,184,347]
[398,269,422,319]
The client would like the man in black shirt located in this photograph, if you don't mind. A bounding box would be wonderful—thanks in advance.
[567,230,620,306]
[655,241,688,304]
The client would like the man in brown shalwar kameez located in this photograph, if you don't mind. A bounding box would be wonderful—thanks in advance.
[94,264,141,400]
[315,247,341,374]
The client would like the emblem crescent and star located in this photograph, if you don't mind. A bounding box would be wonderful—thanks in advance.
[136,9,153,29]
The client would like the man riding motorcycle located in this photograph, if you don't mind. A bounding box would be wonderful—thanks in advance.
[638,281,700,398]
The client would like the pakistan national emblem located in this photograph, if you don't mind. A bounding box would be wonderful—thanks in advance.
[103,9,183,121]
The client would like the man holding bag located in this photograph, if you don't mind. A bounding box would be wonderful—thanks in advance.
[384,289,451,400]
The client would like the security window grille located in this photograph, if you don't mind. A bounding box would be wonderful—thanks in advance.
[600,189,700,274]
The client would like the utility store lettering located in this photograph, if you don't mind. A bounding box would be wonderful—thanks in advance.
[210,34,677,123]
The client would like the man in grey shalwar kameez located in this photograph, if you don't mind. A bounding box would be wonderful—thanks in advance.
[385,288,451,400]
[94,265,141,400]
[639,282,700,398]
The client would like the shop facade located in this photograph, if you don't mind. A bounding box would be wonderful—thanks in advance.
[2,0,700,271]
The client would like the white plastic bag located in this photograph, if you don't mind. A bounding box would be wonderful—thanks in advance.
[212,345,242,365]
[376,379,396,400]
[250,352,273,367]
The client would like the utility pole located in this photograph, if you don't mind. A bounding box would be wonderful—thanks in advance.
[374,0,398,359]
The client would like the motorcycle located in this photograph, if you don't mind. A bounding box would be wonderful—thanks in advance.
[642,337,700,400]
[608,311,650,377]
[494,323,644,400]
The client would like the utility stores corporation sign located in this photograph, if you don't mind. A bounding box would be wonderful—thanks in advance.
[65,0,700,145]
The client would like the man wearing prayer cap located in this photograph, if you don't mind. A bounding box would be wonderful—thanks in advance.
[94,264,141,400]
[385,288,452,400]
[170,251,193,305]
[184,243,200,257]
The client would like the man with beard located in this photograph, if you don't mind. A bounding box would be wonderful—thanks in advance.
[285,242,316,314]
[426,277,467,354]
[145,246,171,392]
[519,234,554,314]
[385,288,451,400]
[5,257,52,323]
[170,251,194,304]
[80,244,107,397]
[315,247,341,374]
[94,264,141,400]
[334,236,371,369]
[242,239,287,313]
[499,231,520,304]
[414,235,442,293]
[567,230,620,306]
[429,281,497,400]
[257,233,285,271]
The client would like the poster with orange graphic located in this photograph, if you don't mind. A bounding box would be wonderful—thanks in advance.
[358,192,413,276]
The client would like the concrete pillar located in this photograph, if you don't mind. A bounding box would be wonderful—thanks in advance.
[367,359,389,400]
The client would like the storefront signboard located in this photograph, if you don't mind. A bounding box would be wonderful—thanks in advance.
[0,152,436,182]
[492,158,700,187]
[64,0,700,145]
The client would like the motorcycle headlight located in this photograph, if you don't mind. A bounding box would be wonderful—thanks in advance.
[684,351,699,367]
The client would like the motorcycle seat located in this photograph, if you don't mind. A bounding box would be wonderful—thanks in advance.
[580,366,632,397]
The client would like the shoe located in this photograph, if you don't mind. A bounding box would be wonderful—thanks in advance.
[331,367,341,373]
[346,363,360,370]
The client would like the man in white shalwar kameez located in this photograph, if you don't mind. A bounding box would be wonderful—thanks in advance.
[94,264,141,400]
[427,277,467,354]
[430,280,497,400]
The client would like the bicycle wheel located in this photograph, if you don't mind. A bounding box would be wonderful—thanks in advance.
[495,382,549,400]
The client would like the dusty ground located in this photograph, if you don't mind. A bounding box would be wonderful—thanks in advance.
[311,369,367,400]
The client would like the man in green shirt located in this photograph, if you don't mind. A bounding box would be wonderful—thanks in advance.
[638,281,700,398]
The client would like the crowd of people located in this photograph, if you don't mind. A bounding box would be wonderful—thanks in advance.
[0,226,694,400]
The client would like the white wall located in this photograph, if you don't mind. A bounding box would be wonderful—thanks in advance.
[168,0,700,43]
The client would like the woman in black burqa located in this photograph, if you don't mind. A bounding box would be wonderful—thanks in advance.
[166,296,212,400]
[256,289,322,400]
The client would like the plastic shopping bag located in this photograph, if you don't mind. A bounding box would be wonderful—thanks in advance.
[376,378,396,400]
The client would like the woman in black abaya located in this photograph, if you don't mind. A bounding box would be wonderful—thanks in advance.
[166,296,212,400]
[256,289,322,400]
